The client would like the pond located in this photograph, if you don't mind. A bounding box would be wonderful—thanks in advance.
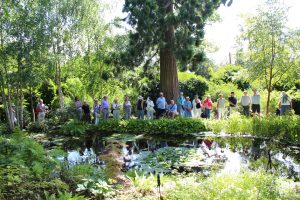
[43,132,300,181]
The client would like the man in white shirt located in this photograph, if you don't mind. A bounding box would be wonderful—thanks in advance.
[240,91,251,117]
[251,88,260,116]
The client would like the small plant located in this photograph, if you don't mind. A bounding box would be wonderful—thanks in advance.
[76,178,114,198]
[62,119,88,136]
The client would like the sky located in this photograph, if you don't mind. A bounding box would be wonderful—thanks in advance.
[102,0,300,65]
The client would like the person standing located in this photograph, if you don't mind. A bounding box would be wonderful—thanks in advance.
[82,101,91,123]
[240,91,251,117]
[251,89,261,116]
[203,95,213,119]
[93,99,101,124]
[217,94,226,119]
[74,96,83,120]
[228,92,237,115]
[279,91,292,115]
[177,92,186,117]
[192,95,202,119]
[112,99,121,120]
[123,95,132,120]
[146,97,155,120]
[136,96,145,120]
[101,96,110,120]
[36,99,46,122]
[156,92,166,119]
[183,97,192,118]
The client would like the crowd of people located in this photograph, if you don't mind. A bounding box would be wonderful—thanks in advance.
[43,89,293,124]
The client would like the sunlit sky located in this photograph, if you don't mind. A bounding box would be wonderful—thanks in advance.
[102,0,300,65]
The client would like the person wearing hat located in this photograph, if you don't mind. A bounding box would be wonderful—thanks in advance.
[279,91,292,115]
[183,96,192,118]
[192,95,202,119]
[136,96,145,120]
[177,92,186,117]
[146,97,155,120]
[240,90,251,117]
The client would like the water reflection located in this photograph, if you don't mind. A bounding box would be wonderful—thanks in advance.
[58,134,300,180]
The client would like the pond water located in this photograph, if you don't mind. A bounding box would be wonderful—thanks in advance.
[47,133,300,180]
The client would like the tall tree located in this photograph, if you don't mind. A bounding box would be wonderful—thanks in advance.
[240,0,300,114]
[123,0,231,100]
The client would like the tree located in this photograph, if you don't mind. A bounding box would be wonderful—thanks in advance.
[123,0,231,100]
[240,0,300,114]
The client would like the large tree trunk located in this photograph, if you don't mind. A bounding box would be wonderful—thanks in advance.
[159,0,179,101]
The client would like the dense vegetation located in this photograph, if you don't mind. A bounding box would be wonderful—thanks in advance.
[1,0,300,199]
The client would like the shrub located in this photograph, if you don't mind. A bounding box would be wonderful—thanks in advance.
[62,119,89,136]
[93,118,207,136]
[179,78,209,100]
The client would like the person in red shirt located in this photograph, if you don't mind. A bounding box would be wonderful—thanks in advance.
[203,95,213,119]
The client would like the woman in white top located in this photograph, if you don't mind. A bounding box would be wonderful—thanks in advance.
[279,92,292,115]
[217,94,226,119]
[192,95,202,118]
[146,97,155,120]
[112,99,121,120]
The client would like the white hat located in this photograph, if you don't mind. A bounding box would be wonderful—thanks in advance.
[138,96,143,99]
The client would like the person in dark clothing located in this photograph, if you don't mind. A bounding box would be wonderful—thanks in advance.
[228,92,237,115]
[136,96,145,120]
[82,101,91,123]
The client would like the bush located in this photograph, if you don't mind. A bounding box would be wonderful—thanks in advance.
[179,78,209,100]
[205,114,300,144]
[93,118,207,136]
[62,119,89,136]
[166,170,283,200]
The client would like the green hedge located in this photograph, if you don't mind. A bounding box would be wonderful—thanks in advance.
[92,118,207,136]
[206,114,300,143]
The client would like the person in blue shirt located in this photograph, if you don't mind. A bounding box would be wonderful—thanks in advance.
[156,92,166,119]
[177,92,186,116]
[183,96,192,118]
[167,100,178,118]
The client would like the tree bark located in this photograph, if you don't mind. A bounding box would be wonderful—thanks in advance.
[30,87,35,122]
[159,0,179,101]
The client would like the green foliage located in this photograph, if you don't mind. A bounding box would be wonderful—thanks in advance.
[76,178,114,199]
[39,80,57,109]
[38,191,86,200]
[94,118,207,136]
[62,119,89,136]
[123,0,230,66]
[0,165,69,200]
[179,78,209,100]
[0,130,55,177]
[120,170,299,199]
[166,171,282,200]
[205,114,300,144]
[138,147,205,173]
